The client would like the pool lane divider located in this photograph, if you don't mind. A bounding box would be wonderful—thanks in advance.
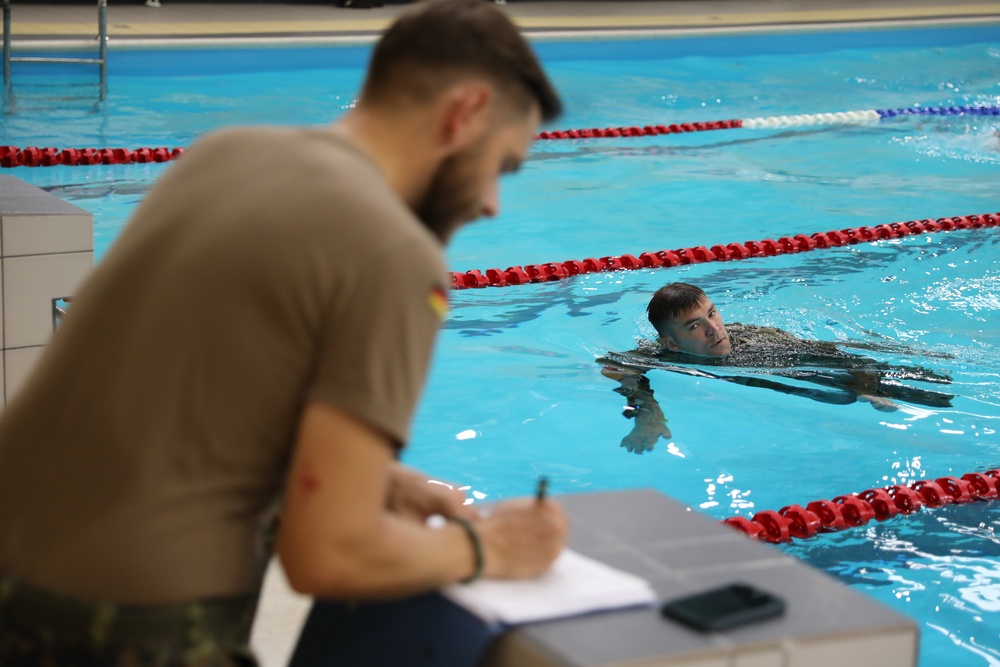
[2,105,997,168]
[449,212,999,290]
[722,470,1000,544]
[536,104,1000,140]
[0,146,185,168]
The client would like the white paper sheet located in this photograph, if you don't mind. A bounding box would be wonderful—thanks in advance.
[441,549,658,626]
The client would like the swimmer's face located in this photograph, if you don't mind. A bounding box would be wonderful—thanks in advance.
[660,298,731,357]
[417,99,540,242]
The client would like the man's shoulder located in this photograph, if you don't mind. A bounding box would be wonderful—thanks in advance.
[202,127,413,234]
[729,323,800,344]
[729,322,784,335]
[186,125,303,156]
[727,323,855,367]
[160,126,441,273]
[193,124,321,145]
[188,126,374,176]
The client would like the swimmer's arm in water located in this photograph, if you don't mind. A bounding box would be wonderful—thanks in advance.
[600,362,672,455]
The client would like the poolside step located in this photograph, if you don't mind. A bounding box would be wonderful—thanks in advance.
[0,175,93,406]
[291,489,918,667]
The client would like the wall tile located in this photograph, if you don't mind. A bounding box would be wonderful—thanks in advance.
[3,252,93,348]
[734,645,785,667]
[0,195,85,218]
[616,652,730,667]
[787,630,917,667]
[4,345,43,404]
[2,213,94,256]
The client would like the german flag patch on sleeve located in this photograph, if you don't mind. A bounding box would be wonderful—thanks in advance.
[428,285,449,319]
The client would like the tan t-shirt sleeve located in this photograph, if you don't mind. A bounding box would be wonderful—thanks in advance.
[307,236,448,448]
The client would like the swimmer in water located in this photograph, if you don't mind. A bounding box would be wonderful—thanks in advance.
[599,282,954,454]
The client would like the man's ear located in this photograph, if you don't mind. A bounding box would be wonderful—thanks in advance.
[438,83,493,152]
[660,335,680,352]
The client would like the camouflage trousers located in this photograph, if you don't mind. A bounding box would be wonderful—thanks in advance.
[0,575,260,667]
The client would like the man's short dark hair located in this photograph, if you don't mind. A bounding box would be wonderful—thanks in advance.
[647,283,708,337]
[361,0,562,122]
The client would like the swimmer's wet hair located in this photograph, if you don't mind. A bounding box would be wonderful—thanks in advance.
[647,283,708,337]
[361,0,562,122]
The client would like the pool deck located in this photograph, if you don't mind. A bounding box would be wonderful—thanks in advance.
[6,0,1000,42]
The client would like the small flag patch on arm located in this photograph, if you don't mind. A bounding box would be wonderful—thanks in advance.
[428,285,449,319]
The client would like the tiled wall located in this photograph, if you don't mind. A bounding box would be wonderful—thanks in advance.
[0,175,94,405]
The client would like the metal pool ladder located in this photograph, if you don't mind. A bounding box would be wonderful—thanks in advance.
[2,0,108,101]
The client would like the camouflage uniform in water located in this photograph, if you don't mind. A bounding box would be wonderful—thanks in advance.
[0,575,260,667]
[606,322,954,408]
[704,323,951,406]
[601,323,954,453]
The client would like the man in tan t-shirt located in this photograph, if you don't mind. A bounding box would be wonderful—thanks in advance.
[0,0,568,663]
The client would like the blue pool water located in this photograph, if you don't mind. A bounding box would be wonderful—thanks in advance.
[4,24,1000,665]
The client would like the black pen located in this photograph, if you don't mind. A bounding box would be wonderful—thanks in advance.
[536,476,549,503]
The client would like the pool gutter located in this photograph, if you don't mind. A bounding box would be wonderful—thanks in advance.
[5,2,1000,50]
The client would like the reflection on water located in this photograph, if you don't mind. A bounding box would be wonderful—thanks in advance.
[45,180,153,201]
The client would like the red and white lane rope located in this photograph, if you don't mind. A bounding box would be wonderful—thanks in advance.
[536,104,999,140]
[3,105,997,168]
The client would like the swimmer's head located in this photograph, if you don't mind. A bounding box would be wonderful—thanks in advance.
[646,282,731,357]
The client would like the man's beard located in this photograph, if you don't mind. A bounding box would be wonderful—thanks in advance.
[415,142,485,243]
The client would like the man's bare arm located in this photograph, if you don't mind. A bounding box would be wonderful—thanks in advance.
[276,402,567,598]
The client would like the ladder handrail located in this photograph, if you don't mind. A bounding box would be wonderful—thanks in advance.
[3,0,12,95]
[3,0,108,100]
[98,0,106,94]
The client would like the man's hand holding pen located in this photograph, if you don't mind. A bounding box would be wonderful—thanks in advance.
[457,476,565,581]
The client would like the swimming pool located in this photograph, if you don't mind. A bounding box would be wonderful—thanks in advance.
[4,23,1000,665]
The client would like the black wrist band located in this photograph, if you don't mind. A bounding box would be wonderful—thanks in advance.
[449,516,484,584]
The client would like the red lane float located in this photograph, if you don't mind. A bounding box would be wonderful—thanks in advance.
[722,470,1000,544]
[0,146,185,168]
[449,212,1000,290]
[537,119,743,140]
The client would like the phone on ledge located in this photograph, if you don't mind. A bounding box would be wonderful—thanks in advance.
[660,583,785,632]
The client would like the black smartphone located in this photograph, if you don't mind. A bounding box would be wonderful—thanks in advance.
[660,583,785,632]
